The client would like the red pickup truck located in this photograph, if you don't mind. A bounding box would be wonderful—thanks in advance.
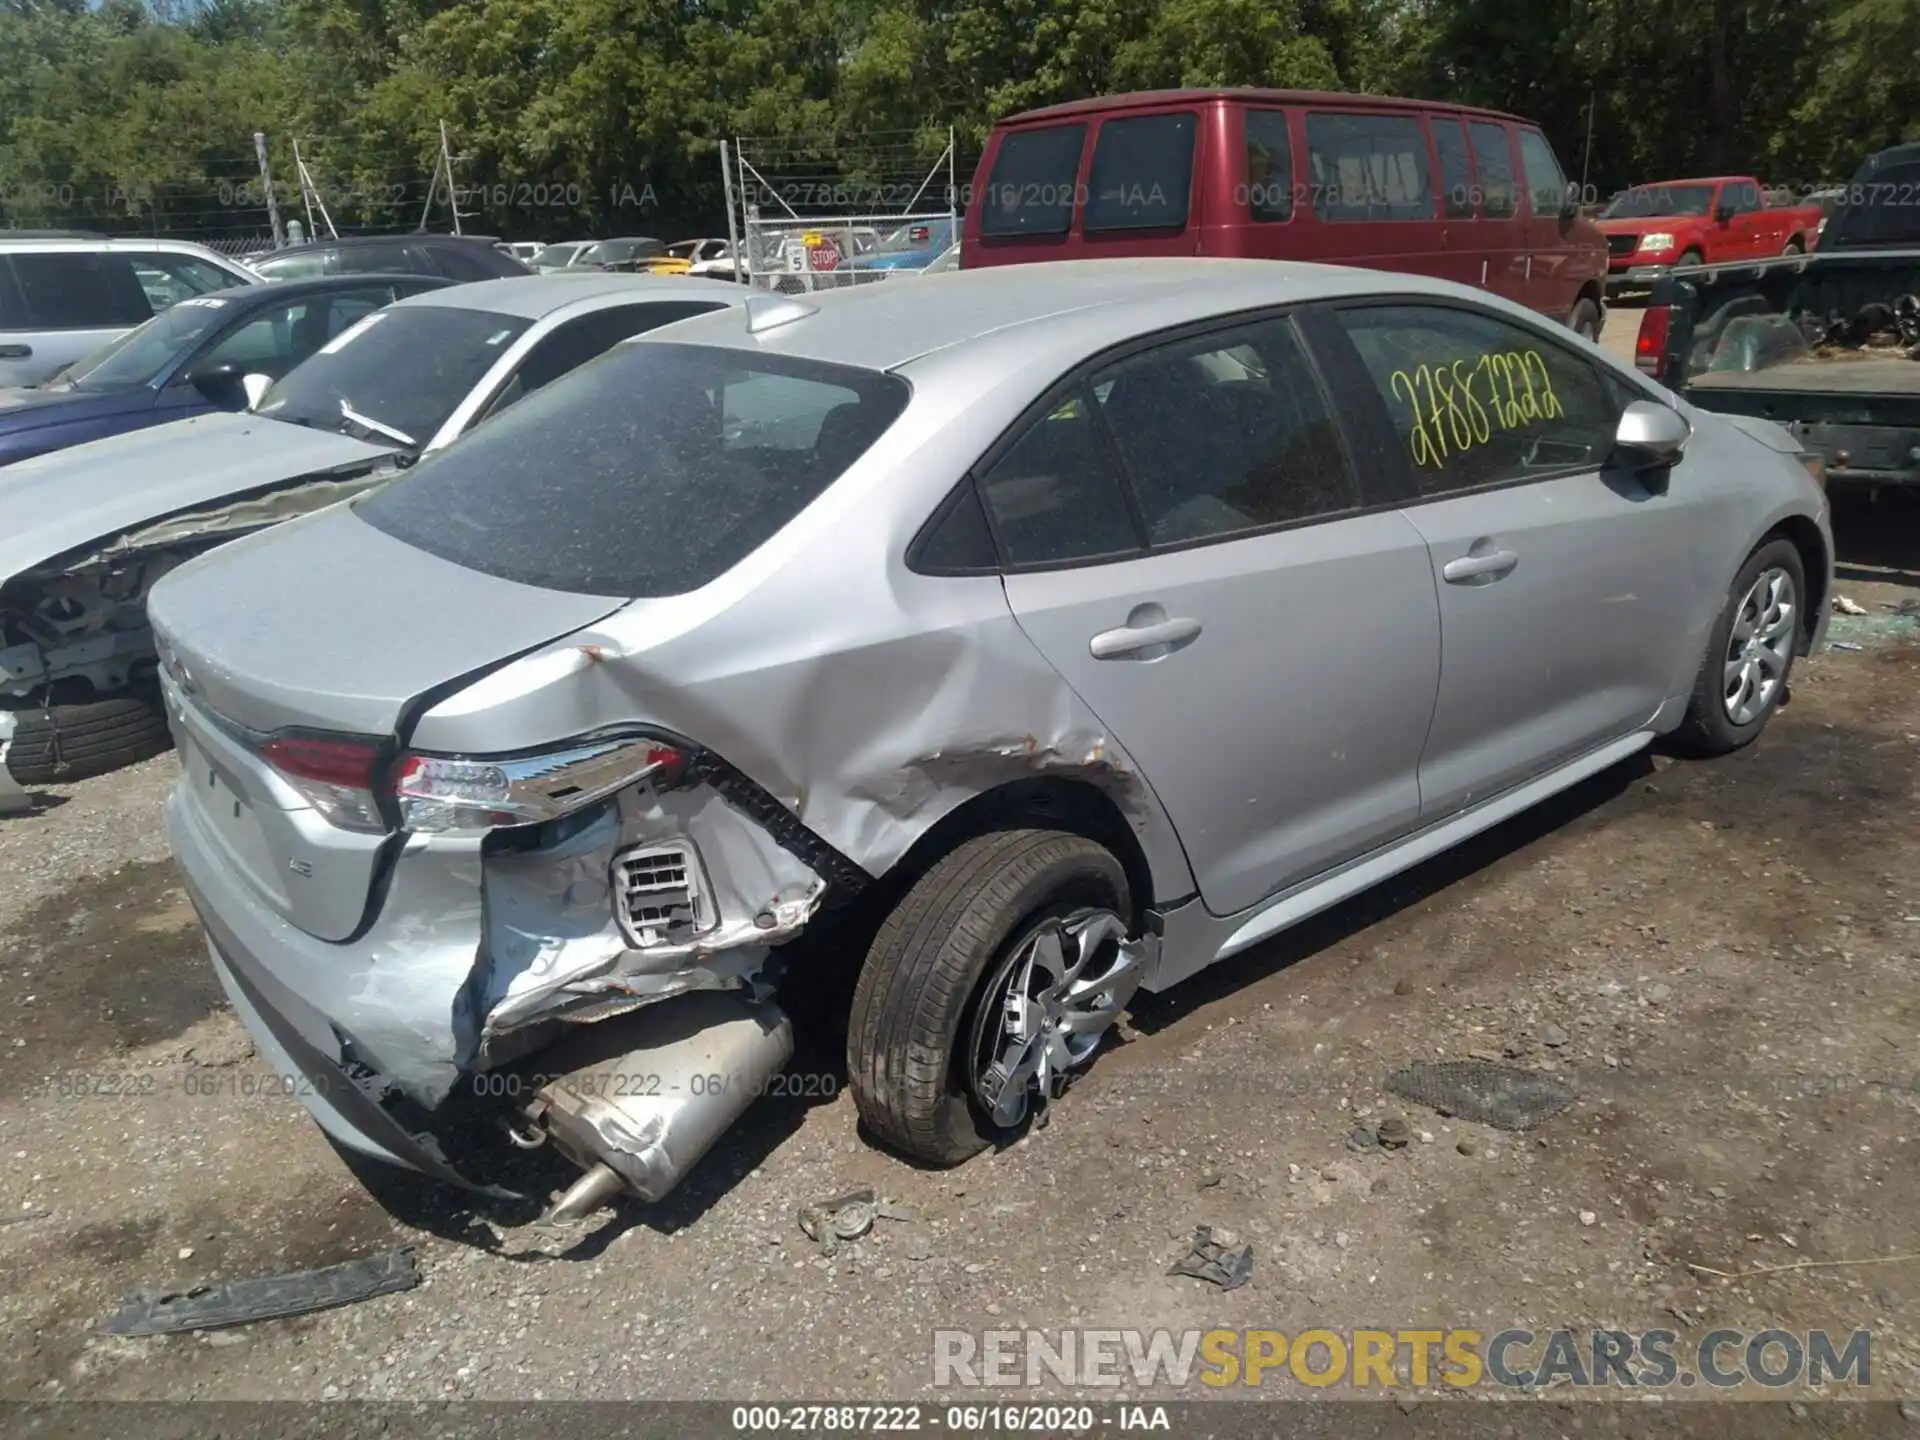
[1598,176,1824,294]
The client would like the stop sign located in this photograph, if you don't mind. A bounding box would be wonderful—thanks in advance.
[807,238,842,272]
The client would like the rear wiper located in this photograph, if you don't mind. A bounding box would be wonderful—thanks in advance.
[338,400,417,449]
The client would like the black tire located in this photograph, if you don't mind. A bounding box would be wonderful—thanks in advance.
[1676,248,1705,270]
[848,829,1130,1165]
[1783,238,1804,256]
[3,694,172,784]
[1670,538,1807,757]
[1570,296,1602,341]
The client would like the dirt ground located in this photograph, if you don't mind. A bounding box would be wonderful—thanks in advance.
[1,336,1917,1411]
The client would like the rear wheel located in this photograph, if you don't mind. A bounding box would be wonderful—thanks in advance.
[847,830,1143,1164]
[1783,237,1804,256]
[2,694,172,784]
[1670,538,1806,757]
[1570,296,1602,342]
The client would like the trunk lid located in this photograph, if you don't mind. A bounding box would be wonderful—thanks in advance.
[150,503,628,940]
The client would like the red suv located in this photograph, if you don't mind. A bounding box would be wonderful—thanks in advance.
[961,88,1609,339]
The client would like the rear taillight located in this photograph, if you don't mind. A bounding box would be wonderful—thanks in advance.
[391,734,686,835]
[260,733,387,834]
[1635,304,1670,376]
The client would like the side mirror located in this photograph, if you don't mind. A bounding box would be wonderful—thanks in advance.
[1715,202,1735,224]
[1613,399,1691,473]
[182,360,250,411]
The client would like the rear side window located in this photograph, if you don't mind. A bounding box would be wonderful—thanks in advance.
[357,344,911,597]
[1305,114,1433,222]
[1084,113,1196,232]
[430,243,512,280]
[0,263,28,329]
[1432,119,1475,219]
[7,253,152,329]
[1515,129,1570,215]
[1244,110,1295,222]
[130,253,240,311]
[1094,317,1357,545]
[979,125,1087,238]
[1334,303,1622,497]
[978,390,1141,566]
[1467,122,1517,219]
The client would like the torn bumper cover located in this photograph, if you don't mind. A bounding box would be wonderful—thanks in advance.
[165,740,835,1201]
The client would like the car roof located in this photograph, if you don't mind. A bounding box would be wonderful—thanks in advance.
[200,273,453,305]
[643,258,1500,374]
[0,235,240,258]
[388,271,750,320]
[267,233,494,256]
[1000,87,1527,127]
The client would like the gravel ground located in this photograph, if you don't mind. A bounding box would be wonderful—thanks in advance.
[0,425,1916,1412]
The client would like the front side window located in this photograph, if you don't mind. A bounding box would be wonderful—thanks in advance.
[1084,113,1196,232]
[255,304,530,448]
[128,253,238,310]
[1245,109,1295,222]
[1335,303,1622,496]
[1093,317,1357,545]
[357,344,910,597]
[978,390,1141,566]
[7,252,152,329]
[1515,129,1570,216]
[1306,113,1433,222]
[979,125,1087,238]
[199,297,337,375]
[1466,122,1518,219]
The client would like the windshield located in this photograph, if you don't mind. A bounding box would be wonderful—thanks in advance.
[1602,184,1715,219]
[60,294,237,392]
[875,221,948,254]
[579,239,661,265]
[254,305,529,448]
[356,342,911,596]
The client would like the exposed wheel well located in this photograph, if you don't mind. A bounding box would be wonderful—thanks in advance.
[1761,515,1829,648]
[881,778,1156,928]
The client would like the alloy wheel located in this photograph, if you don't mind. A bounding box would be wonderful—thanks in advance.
[1722,566,1797,725]
[966,907,1142,1128]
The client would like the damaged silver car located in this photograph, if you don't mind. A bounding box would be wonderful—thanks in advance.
[0,273,746,793]
[151,259,1832,1218]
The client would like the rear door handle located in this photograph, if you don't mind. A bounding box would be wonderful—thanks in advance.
[1089,617,1202,660]
[1442,550,1519,583]
[0,344,31,360]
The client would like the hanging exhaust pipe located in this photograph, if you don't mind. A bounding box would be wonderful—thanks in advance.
[520,991,794,1220]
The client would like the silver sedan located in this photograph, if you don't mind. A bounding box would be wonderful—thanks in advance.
[149,258,1833,1218]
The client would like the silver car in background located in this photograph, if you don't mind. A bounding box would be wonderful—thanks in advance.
[150,259,1832,1220]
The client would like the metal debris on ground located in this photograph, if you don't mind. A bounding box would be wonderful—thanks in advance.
[1385,1061,1576,1132]
[1834,595,1869,616]
[1831,641,1865,652]
[797,1189,918,1256]
[102,1247,421,1336]
[1166,1225,1253,1291]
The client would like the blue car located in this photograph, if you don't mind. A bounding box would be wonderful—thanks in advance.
[846,217,958,275]
[0,273,454,467]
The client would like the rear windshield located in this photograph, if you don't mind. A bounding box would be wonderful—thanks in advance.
[1822,162,1920,248]
[356,343,912,597]
[979,125,1087,238]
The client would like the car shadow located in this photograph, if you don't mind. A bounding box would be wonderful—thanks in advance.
[1124,748,1654,1035]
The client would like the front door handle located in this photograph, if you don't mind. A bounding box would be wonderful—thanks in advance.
[0,344,32,360]
[1442,550,1519,584]
[1089,616,1202,660]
